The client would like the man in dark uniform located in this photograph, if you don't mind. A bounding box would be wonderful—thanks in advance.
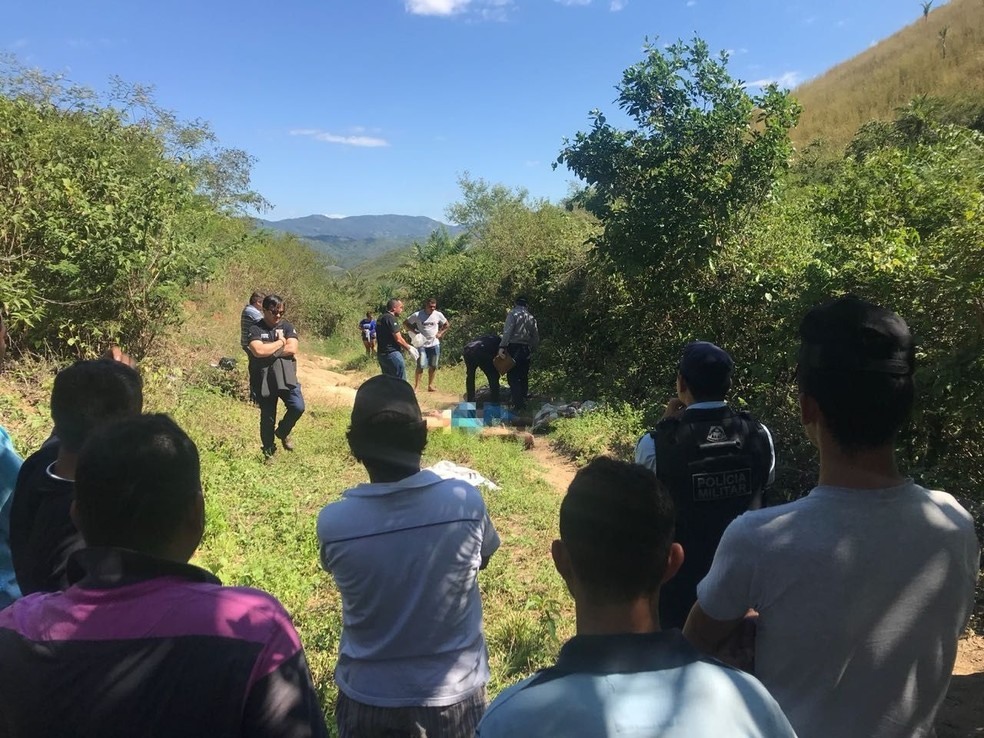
[634,341,774,629]
[463,334,502,405]
[246,294,304,458]
[376,298,414,381]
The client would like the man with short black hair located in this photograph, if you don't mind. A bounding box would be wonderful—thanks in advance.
[317,375,499,738]
[498,297,538,411]
[405,297,450,392]
[247,294,304,457]
[242,291,266,350]
[0,414,328,737]
[463,334,502,404]
[376,298,414,381]
[685,296,980,738]
[11,359,143,594]
[634,341,774,628]
[477,456,796,737]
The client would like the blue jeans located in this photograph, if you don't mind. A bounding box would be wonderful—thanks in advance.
[417,345,440,369]
[258,384,305,452]
[378,351,406,381]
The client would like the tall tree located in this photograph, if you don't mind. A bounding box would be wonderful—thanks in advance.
[556,37,801,284]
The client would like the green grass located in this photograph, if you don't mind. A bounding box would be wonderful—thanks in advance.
[0,339,574,727]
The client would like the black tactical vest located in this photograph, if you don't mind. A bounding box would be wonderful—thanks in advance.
[651,405,773,629]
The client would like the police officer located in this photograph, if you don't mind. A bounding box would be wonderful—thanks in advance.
[634,341,774,629]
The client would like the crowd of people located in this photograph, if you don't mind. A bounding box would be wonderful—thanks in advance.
[0,294,978,738]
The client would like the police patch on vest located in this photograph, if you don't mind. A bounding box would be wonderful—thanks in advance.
[706,425,727,442]
[692,468,752,501]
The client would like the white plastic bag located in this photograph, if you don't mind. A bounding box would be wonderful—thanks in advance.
[407,346,420,361]
[411,332,426,349]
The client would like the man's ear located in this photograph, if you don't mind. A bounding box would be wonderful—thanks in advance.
[799,392,821,446]
[551,539,573,587]
[186,491,206,548]
[662,542,684,585]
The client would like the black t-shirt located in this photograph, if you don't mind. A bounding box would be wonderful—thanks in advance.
[246,320,300,394]
[9,442,84,594]
[376,312,402,355]
[464,335,501,360]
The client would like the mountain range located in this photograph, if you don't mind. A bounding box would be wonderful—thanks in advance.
[254,214,463,269]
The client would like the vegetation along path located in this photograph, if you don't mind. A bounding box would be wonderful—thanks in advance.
[295,348,981,736]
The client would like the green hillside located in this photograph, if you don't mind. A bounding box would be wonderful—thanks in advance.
[792,0,984,152]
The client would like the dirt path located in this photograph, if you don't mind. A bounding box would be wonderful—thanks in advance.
[296,353,580,494]
[296,352,982,735]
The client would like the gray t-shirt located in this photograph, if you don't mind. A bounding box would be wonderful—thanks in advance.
[317,470,500,707]
[697,480,980,738]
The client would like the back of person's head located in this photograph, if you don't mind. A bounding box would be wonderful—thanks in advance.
[75,414,202,558]
[797,295,915,451]
[50,360,143,453]
[514,296,528,308]
[386,298,402,312]
[677,341,733,401]
[262,294,284,312]
[347,375,427,470]
[250,291,266,306]
[560,457,675,604]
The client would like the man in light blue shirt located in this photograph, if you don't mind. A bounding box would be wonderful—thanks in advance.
[477,457,796,738]
[0,314,23,608]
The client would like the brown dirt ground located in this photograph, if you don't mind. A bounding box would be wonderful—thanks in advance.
[296,353,982,736]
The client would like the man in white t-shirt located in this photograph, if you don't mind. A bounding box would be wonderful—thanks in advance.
[317,375,499,738]
[685,296,980,738]
[404,297,450,392]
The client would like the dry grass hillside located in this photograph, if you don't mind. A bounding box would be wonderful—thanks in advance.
[792,0,984,152]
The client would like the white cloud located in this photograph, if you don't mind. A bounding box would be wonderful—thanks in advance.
[746,71,801,89]
[406,0,513,20]
[554,0,592,5]
[290,129,390,148]
[686,0,696,6]
[322,214,347,219]
[610,0,627,9]
[405,0,470,15]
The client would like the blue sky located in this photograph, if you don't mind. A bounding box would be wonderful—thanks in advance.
[7,0,927,222]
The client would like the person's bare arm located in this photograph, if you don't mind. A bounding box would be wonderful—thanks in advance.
[437,320,450,340]
[282,337,299,358]
[394,331,412,350]
[684,602,757,672]
[249,337,287,358]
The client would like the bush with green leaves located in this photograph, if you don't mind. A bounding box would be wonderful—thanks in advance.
[0,61,263,358]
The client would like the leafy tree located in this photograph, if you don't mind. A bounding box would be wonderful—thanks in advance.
[0,59,264,357]
[556,37,801,283]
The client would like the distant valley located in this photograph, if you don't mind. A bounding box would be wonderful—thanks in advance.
[255,214,464,269]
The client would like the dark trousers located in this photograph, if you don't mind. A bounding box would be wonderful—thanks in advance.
[336,689,486,738]
[464,351,499,403]
[505,343,532,410]
[257,384,305,451]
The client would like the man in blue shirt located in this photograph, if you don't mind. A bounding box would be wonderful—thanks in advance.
[477,457,795,738]
[0,313,22,609]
